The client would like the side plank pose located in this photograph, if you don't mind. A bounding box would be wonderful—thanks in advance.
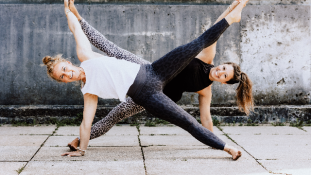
[43,0,249,160]
[66,0,253,152]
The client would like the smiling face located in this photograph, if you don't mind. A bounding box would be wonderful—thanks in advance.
[209,64,234,84]
[52,61,84,83]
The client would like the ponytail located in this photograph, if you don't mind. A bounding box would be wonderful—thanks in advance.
[225,62,254,115]
[236,72,254,115]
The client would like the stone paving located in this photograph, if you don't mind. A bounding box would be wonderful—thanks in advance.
[0,125,310,175]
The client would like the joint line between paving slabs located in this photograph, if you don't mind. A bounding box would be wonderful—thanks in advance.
[136,124,147,175]
[16,126,59,174]
[217,126,270,173]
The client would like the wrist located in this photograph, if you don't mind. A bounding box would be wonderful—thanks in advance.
[77,16,83,22]
[78,148,86,156]
[65,9,71,15]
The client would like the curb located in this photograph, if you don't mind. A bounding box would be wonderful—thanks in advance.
[0,105,310,124]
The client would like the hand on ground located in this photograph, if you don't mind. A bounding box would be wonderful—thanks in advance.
[61,151,82,157]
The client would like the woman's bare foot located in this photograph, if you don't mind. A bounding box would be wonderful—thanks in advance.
[228,0,241,13]
[68,0,83,21]
[67,137,80,151]
[225,0,249,25]
[224,144,242,160]
[213,0,240,24]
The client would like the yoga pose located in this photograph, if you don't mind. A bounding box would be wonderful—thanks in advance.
[67,0,253,151]
[43,0,249,159]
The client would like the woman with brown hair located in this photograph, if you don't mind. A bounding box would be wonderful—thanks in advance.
[43,0,249,159]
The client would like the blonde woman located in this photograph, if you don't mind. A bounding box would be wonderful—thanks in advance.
[43,0,249,159]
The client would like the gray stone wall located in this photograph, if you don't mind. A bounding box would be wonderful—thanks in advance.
[0,1,310,106]
[0,0,309,5]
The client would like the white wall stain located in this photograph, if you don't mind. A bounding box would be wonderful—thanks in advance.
[240,6,311,100]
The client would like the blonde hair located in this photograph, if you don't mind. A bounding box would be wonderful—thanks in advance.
[225,62,254,115]
[42,54,67,82]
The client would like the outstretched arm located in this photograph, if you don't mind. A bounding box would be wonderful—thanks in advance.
[197,85,213,132]
[196,0,241,64]
[68,0,149,65]
[64,0,102,62]
[62,93,98,157]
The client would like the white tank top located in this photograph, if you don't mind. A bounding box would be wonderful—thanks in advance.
[80,56,140,102]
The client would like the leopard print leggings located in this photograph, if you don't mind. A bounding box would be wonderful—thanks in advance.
[79,19,147,140]
[80,19,229,149]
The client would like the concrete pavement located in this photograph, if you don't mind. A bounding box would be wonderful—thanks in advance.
[0,125,310,175]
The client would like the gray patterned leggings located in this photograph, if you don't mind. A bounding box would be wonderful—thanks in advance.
[80,18,228,149]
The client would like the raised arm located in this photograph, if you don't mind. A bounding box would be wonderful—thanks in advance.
[64,0,102,62]
[197,85,213,132]
[196,0,241,64]
[68,0,149,65]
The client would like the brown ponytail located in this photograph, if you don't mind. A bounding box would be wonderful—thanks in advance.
[42,54,67,82]
[225,62,254,115]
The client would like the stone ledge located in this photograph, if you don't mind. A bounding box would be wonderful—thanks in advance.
[0,105,310,124]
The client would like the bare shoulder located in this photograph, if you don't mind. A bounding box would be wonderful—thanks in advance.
[83,93,98,99]
[197,85,212,97]
[78,50,104,62]
[197,54,214,65]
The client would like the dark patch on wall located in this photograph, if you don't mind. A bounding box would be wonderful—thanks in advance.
[277,78,285,86]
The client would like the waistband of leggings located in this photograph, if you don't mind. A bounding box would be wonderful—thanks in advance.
[127,64,147,99]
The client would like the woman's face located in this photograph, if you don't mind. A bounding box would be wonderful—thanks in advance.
[209,64,234,84]
[52,61,83,83]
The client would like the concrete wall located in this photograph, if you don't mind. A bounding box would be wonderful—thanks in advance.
[0,0,309,5]
[0,1,310,106]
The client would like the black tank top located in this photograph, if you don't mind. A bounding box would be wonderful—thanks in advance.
[163,58,214,102]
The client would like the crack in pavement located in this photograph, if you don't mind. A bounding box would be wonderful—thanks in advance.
[16,126,59,174]
[217,126,296,175]
[136,124,148,175]
[217,126,270,172]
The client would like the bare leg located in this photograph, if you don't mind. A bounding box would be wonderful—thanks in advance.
[196,0,241,63]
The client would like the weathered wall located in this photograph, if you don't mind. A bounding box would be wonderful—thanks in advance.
[241,5,311,105]
[0,1,310,106]
[0,0,309,5]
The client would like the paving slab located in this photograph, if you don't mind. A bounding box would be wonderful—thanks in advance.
[226,135,311,160]
[258,160,311,175]
[145,159,267,175]
[34,147,143,161]
[140,133,236,147]
[44,136,139,147]
[239,173,271,175]
[302,127,311,133]
[140,135,205,146]
[221,126,307,135]
[0,136,48,146]
[143,146,254,161]
[0,126,56,136]
[140,126,223,136]
[0,146,39,161]
[0,162,26,175]
[21,161,145,175]
[55,125,139,136]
